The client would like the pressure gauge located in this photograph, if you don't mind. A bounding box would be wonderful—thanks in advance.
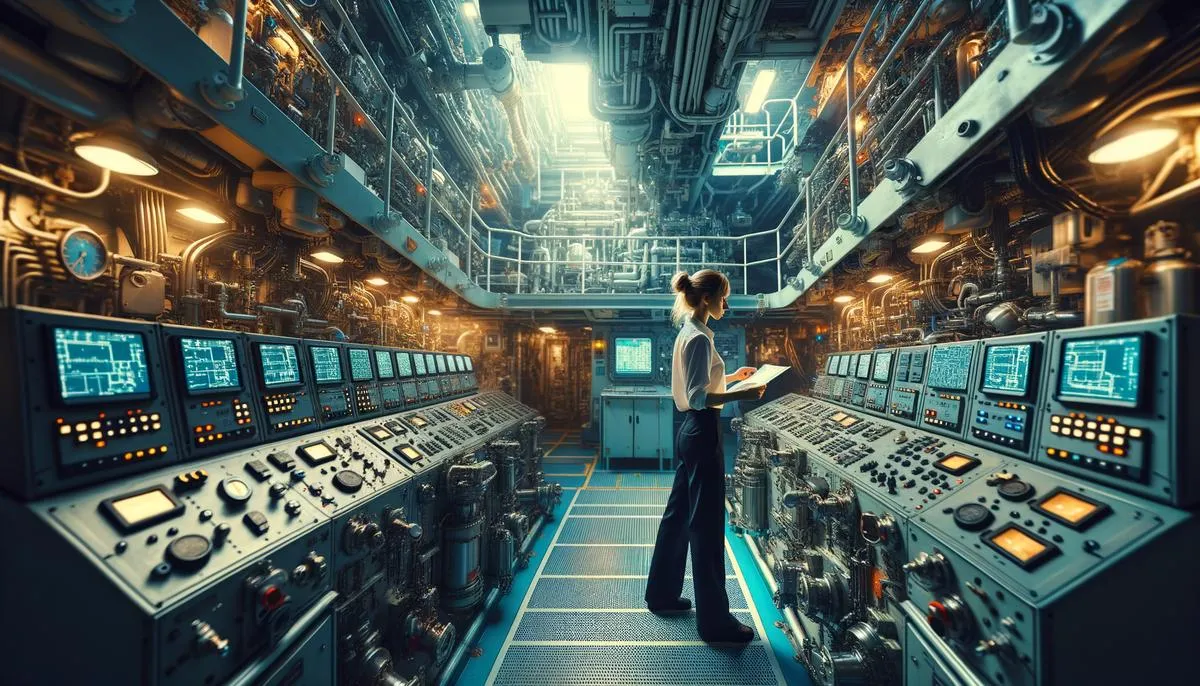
[59,227,110,281]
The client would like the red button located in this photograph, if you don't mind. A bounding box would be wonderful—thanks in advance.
[261,585,285,610]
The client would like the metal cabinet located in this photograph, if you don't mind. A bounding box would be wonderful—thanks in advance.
[601,391,673,470]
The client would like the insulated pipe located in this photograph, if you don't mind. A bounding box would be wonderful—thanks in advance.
[0,28,129,129]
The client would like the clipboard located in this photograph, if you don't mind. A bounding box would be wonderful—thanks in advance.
[726,364,791,392]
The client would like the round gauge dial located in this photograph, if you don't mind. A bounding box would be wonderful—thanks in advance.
[59,227,110,281]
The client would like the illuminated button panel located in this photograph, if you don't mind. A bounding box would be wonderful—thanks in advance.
[889,387,920,421]
[55,409,169,475]
[316,387,354,423]
[189,397,256,450]
[829,378,848,403]
[923,392,966,432]
[379,382,403,410]
[1042,412,1148,481]
[971,399,1032,452]
[353,384,381,416]
[850,380,867,407]
[262,390,317,434]
[864,383,889,412]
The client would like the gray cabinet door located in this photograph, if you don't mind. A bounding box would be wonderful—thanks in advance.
[633,398,661,459]
[603,397,635,460]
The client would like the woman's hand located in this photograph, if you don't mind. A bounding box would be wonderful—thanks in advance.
[729,366,756,382]
[736,383,766,401]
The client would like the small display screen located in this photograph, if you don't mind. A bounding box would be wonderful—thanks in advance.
[397,352,414,377]
[310,346,342,383]
[101,486,183,533]
[112,489,176,526]
[259,343,301,387]
[365,425,391,440]
[837,355,852,376]
[436,355,448,374]
[934,453,980,476]
[375,350,395,379]
[988,526,1056,566]
[409,415,428,427]
[349,349,374,381]
[400,446,422,461]
[839,416,859,427]
[424,353,437,376]
[180,337,240,393]
[826,356,838,374]
[1058,335,1142,407]
[298,440,336,466]
[982,344,1033,396]
[53,328,151,401]
[855,353,871,379]
[614,337,654,376]
[465,356,474,371]
[455,356,466,372]
[872,350,893,383]
[1034,489,1109,529]
[928,344,974,391]
[830,411,848,421]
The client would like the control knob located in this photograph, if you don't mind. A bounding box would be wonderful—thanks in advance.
[284,500,303,517]
[859,512,900,548]
[268,482,288,500]
[925,595,972,640]
[333,470,365,493]
[903,551,952,590]
[344,518,384,553]
[166,534,213,572]
[291,551,328,585]
[213,523,231,547]
[191,619,230,658]
[390,516,423,540]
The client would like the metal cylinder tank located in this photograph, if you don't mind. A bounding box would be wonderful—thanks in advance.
[441,514,485,616]
[1143,222,1199,317]
[735,464,769,534]
[1085,257,1144,325]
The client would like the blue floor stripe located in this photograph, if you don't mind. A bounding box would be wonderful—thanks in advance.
[728,532,813,686]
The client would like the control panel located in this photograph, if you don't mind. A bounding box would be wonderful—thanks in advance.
[863,349,894,415]
[888,346,928,424]
[904,461,1193,686]
[162,325,262,459]
[304,341,356,426]
[921,343,977,438]
[0,308,180,499]
[347,346,383,419]
[248,334,319,438]
[966,333,1046,458]
[1038,316,1198,506]
[375,347,404,411]
[849,352,871,407]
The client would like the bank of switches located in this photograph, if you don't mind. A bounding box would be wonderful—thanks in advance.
[0,307,561,686]
[730,316,1200,685]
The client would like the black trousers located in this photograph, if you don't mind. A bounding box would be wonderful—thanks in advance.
[645,408,732,631]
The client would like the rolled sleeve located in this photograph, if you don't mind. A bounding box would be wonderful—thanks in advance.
[683,335,711,411]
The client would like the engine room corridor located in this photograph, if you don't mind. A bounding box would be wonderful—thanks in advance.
[452,431,810,686]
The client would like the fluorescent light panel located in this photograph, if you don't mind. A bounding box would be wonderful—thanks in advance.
[310,250,344,264]
[744,69,776,114]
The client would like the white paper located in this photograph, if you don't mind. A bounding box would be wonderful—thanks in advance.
[726,364,790,392]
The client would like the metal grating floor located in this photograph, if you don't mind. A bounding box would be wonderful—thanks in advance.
[492,645,780,685]
[542,542,735,577]
[477,456,791,686]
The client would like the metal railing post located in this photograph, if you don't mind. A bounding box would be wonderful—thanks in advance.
[487,227,492,290]
[383,91,394,212]
[516,235,523,294]
[743,239,748,294]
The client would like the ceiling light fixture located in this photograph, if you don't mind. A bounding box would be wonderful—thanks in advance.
[460,1,479,19]
[427,309,443,316]
[365,276,389,286]
[538,326,556,334]
[402,294,420,304]
[910,233,952,255]
[832,294,855,304]
[310,250,344,264]
[867,272,894,284]
[176,206,226,224]
[744,69,777,114]
[74,136,159,176]
[1087,121,1179,165]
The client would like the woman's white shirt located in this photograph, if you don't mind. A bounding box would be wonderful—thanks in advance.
[672,317,725,411]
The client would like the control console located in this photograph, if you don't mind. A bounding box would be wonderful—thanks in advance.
[921,342,978,438]
[967,333,1046,457]
[304,341,356,426]
[888,346,928,424]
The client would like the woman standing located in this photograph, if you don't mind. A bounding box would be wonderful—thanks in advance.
[644,269,766,643]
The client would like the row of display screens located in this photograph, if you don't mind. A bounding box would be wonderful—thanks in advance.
[51,326,473,403]
[823,334,1143,407]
